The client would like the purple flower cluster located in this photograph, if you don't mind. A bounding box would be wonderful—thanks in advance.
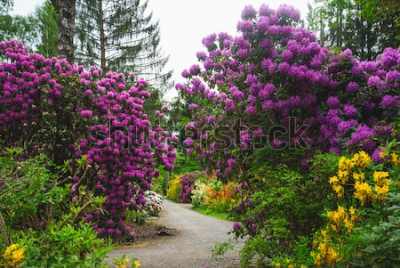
[176,3,400,180]
[178,171,206,203]
[0,40,176,237]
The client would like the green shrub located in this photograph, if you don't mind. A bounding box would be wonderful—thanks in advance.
[230,163,330,267]
[0,147,110,267]
[13,223,112,268]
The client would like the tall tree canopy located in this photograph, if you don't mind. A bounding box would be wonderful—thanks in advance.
[307,0,400,60]
[75,0,172,91]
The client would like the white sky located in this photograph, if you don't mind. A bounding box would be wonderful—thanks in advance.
[12,0,312,101]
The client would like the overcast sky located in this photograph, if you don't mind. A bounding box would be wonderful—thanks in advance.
[13,0,312,101]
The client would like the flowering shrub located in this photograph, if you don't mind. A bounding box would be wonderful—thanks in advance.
[178,171,207,203]
[0,40,176,236]
[229,164,328,267]
[166,176,181,202]
[143,190,163,217]
[190,176,242,213]
[191,180,208,208]
[203,180,242,212]
[311,147,400,267]
[178,4,400,179]
[1,244,24,268]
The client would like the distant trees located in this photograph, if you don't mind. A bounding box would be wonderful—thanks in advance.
[35,1,58,58]
[307,0,400,60]
[75,0,172,91]
[0,0,38,49]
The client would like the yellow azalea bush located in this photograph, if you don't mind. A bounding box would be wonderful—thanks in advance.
[1,244,24,268]
[328,151,391,206]
[166,175,181,202]
[311,149,400,267]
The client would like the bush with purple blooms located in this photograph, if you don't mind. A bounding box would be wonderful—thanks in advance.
[178,4,400,179]
[0,40,176,238]
[178,3,400,267]
[178,171,207,203]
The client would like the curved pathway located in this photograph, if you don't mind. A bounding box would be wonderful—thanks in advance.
[107,199,243,268]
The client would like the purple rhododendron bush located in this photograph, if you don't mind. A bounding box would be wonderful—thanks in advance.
[178,4,400,267]
[0,40,176,238]
[180,4,399,178]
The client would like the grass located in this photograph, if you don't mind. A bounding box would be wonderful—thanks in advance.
[192,205,232,221]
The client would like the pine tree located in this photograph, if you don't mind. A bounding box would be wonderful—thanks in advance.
[75,0,172,92]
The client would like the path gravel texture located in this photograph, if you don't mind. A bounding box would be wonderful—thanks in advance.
[107,199,243,268]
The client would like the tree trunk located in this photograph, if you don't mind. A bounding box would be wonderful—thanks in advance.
[319,11,325,47]
[0,211,12,247]
[57,0,77,63]
[99,0,106,71]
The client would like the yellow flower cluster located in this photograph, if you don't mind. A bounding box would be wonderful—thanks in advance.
[391,153,400,165]
[311,230,340,267]
[329,151,392,205]
[327,206,358,234]
[372,171,391,202]
[352,151,372,169]
[354,181,372,206]
[114,255,140,268]
[2,244,24,268]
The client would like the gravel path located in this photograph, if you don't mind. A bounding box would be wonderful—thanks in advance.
[106,199,243,268]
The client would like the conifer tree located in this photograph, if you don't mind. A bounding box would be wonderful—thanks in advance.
[75,0,172,92]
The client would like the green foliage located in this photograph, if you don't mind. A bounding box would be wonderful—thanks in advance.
[348,193,400,267]
[151,168,168,195]
[0,14,38,49]
[35,0,58,58]
[270,236,315,268]
[13,223,112,268]
[232,163,330,267]
[113,254,140,268]
[0,147,110,267]
[0,0,12,15]
[0,148,68,231]
[307,0,400,60]
[172,152,202,175]
[192,206,231,221]
[125,210,148,225]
